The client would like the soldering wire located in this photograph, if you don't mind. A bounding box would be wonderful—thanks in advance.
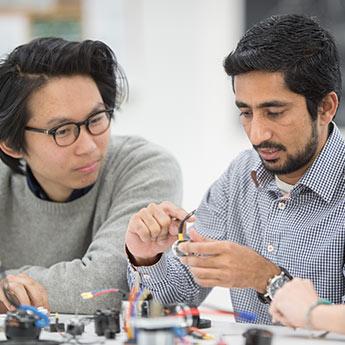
[178,209,196,241]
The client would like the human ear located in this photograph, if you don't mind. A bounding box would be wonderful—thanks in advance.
[318,91,338,125]
[0,141,23,159]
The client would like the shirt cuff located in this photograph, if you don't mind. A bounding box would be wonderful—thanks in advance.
[127,253,169,284]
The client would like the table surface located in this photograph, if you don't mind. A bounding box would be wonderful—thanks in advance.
[1,313,345,345]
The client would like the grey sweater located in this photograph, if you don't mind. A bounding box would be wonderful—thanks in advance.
[0,135,182,313]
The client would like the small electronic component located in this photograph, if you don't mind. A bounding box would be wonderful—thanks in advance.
[4,306,49,340]
[132,316,187,345]
[49,314,65,333]
[243,328,273,345]
[172,209,196,257]
[66,319,85,336]
[171,239,188,257]
[5,309,41,340]
[94,309,120,339]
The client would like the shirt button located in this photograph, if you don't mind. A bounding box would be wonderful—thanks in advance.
[267,244,274,252]
[278,202,286,210]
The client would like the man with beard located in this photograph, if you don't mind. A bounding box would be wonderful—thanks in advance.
[124,14,345,324]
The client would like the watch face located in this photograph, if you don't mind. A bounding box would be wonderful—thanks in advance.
[268,275,290,298]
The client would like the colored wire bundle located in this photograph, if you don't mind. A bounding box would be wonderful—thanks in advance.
[176,305,256,323]
[80,288,123,300]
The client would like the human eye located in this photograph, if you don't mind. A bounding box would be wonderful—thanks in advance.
[88,112,106,126]
[54,124,74,138]
[267,110,284,118]
[239,110,252,118]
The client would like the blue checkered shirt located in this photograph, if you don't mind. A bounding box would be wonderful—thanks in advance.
[128,122,345,324]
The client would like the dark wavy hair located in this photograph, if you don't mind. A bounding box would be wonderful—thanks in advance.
[0,37,128,174]
[224,14,341,121]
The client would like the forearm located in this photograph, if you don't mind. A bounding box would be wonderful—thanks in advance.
[127,253,211,306]
[311,305,345,334]
[7,252,129,314]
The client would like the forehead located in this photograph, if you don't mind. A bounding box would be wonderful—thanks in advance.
[27,75,103,126]
[233,71,302,106]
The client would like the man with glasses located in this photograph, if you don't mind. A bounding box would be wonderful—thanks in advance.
[0,37,182,313]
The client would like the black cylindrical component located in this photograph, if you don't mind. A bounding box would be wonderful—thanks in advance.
[94,309,120,336]
[243,328,273,345]
[5,310,41,340]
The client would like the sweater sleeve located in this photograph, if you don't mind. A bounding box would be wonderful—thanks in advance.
[6,137,183,313]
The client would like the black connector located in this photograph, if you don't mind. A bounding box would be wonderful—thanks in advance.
[94,309,120,337]
[66,321,85,336]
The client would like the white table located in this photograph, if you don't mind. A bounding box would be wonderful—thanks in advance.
[1,313,345,345]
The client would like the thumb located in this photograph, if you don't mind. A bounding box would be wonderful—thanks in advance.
[188,228,210,242]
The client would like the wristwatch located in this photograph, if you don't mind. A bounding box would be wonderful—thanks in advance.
[257,266,293,304]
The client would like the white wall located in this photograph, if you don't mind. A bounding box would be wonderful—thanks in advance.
[0,14,29,58]
[83,0,250,210]
[83,0,250,312]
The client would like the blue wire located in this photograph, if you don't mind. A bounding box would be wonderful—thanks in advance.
[18,305,50,328]
[236,310,257,322]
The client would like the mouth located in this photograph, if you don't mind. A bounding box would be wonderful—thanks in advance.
[75,160,100,174]
[257,148,281,161]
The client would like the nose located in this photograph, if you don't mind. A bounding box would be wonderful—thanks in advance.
[246,114,272,146]
[73,125,97,155]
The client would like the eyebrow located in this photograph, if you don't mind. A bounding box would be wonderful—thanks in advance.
[235,100,290,109]
[46,102,106,127]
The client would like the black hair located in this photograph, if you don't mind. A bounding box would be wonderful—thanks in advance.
[0,37,128,174]
[224,14,341,121]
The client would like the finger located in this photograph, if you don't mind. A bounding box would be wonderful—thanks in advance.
[275,314,295,328]
[179,240,224,256]
[269,303,280,320]
[5,281,31,306]
[140,208,165,240]
[269,307,294,328]
[167,219,181,237]
[147,204,173,239]
[11,274,49,309]
[130,214,155,242]
[194,278,220,288]
[188,228,209,242]
[156,234,178,247]
[0,301,8,313]
[189,267,222,280]
[0,282,15,311]
[160,201,195,222]
[180,254,218,268]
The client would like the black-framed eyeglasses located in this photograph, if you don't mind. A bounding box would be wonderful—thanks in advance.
[25,109,113,147]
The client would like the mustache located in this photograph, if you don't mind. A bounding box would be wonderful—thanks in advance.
[253,141,286,151]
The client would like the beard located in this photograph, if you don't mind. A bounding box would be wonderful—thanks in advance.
[253,121,319,175]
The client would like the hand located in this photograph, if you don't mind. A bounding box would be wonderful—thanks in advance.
[125,201,195,266]
[269,278,318,328]
[179,229,279,291]
[0,273,50,312]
